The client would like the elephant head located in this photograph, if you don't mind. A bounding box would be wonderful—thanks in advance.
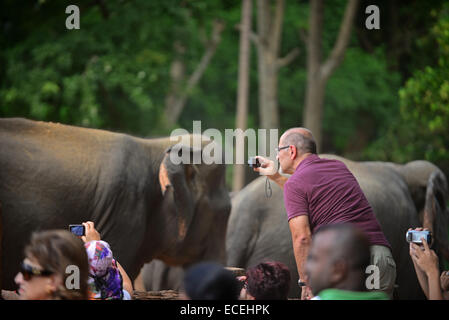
[159,144,201,243]
[151,137,231,268]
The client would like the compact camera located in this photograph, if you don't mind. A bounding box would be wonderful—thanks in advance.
[248,157,261,168]
[406,230,432,246]
[69,224,85,237]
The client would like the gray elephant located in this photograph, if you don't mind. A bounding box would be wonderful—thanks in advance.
[0,118,231,290]
[226,155,449,299]
[137,260,184,292]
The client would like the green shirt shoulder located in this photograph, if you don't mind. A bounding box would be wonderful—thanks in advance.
[317,289,389,300]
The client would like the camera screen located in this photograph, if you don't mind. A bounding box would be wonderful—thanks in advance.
[70,225,84,236]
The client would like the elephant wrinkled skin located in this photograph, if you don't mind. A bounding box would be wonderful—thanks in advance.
[0,118,231,290]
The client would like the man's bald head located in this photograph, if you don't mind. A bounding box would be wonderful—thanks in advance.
[280,128,317,155]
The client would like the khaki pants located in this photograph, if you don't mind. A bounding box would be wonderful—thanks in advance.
[369,245,396,299]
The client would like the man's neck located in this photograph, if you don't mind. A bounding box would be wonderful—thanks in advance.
[333,274,366,293]
[293,152,313,171]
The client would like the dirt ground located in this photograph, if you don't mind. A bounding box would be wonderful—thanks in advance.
[1,289,180,300]
[132,290,179,300]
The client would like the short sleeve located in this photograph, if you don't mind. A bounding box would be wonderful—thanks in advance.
[283,180,309,221]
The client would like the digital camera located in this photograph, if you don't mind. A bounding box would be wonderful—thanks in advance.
[248,157,261,168]
[69,224,85,237]
[406,230,432,245]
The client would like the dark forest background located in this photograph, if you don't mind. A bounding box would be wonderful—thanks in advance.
[1,0,448,189]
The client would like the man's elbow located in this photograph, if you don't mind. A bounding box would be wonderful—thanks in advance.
[293,233,312,246]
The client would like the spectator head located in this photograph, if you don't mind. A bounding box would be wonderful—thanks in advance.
[278,128,317,174]
[15,230,89,300]
[183,262,240,300]
[85,240,124,299]
[305,224,371,296]
[244,261,291,300]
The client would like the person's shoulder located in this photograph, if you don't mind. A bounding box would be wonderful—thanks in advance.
[285,171,305,189]
[315,155,345,166]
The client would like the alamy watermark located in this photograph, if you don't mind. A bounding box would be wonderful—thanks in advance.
[65,265,80,290]
[169,121,280,172]
[365,265,380,290]
[65,5,80,30]
[64,5,379,31]
[365,5,380,30]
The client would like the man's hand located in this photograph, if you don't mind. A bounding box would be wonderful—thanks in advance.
[253,155,289,189]
[81,221,101,243]
[301,286,313,300]
[253,156,277,176]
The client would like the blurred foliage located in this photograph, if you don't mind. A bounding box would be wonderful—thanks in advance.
[364,3,449,177]
[0,0,234,135]
[0,0,448,182]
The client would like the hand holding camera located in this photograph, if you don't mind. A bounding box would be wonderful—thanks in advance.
[69,224,85,237]
[249,156,277,176]
[406,229,432,246]
[70,221,101,242]
[68,221,101,243]
[408,227,439,276]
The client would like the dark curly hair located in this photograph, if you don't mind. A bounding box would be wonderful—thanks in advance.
[246,261,291,300]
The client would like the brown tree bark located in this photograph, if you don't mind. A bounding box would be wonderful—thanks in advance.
[303,0,359,151]
[163,20,225,128]
[232,0,252,192]
[234,0,299,188]
[255,0,300,131]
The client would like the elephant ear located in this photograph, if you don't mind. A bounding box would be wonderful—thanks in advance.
[158,144,202,242]
[423,170,449,262]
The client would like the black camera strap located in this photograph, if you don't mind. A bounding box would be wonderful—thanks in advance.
[265,176,272,198]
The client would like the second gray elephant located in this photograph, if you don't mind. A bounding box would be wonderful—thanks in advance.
[227,155,449,299]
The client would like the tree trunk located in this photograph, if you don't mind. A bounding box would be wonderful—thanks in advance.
[256,0,299,132]
[164,41,186,127]
[163,20,225,128]
[303,0,359,151]
[232,0,252,192]
[251,0,299,162]
[258,48,280,131]
[304,75,326,150]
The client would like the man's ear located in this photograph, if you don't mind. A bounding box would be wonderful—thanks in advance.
[290,145,297,160]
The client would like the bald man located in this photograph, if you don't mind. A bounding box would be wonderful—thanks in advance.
[305,224,389,300]
[255,128,395,299]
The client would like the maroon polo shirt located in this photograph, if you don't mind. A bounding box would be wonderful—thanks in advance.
[283,154,390,249]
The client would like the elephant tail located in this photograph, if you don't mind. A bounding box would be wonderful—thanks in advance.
[423,170,449,263]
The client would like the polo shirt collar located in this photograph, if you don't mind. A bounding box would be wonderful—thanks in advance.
[295,153,319,172]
